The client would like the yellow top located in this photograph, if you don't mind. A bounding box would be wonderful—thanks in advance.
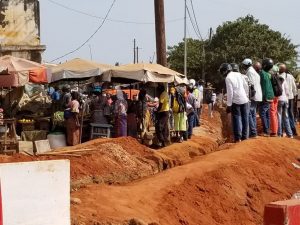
[159,91,170,112]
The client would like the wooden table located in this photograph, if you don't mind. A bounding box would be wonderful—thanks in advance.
[0,119,17,154]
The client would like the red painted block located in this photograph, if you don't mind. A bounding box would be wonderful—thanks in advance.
[264,199,300,225]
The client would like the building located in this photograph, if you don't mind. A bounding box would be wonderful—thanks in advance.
[0,0,46,63]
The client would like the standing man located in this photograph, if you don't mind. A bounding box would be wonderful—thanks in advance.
[157,85,170,147]
[220,63,249,142]
[242,58,263,138]
[189,79,200,127]
[186,85,196,139]
[253,62,262,74]
[198,79,204,116]
[277,73,293,138]
[259,58,275,136]
[279,64,298,136]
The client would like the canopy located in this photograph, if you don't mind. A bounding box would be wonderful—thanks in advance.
[102,63,188,84]
[50,58,112,83]
[0,55,48,87]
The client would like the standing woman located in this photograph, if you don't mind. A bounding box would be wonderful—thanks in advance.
[66,91,81,146]
[114,90,128,137]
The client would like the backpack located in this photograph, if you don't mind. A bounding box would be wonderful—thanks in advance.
[271,74,283,97]
[249,84,256,98]
[205,90,213,104]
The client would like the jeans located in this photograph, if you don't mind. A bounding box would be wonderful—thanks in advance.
[187,111,195,138]
[249,101,258,137]
[288,99,297,135]
[277,101,293,137]
[194,108,200,127]
[231,103,249,141]
[270,97,278,134]
[259,101,270,135]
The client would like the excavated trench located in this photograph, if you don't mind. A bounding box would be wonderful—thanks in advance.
[70,107,227,189]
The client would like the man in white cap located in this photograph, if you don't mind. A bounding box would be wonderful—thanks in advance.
[242,58,262,138]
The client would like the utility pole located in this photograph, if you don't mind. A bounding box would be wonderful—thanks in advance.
[137,46,139,63]
[89,45,93,61]
[133,39,136,64]
[184,0,187,77]
[154,0,167,66]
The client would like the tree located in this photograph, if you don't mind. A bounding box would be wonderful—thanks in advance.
[167,15,298,90]
[167,38,206,81]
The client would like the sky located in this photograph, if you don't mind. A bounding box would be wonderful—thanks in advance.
[40,0,300,65]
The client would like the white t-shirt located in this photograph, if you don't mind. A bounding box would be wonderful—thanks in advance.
[246,66,263,102]
[225,72,249,106]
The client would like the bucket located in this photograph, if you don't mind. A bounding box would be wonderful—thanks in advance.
[47,132,67,149]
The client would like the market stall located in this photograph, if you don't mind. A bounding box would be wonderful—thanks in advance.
[0,55,50,153]
[102,63,188,84]
[50,58,112,83]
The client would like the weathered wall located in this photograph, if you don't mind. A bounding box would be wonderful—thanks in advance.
[0,0,40,45]
[0,0,45,62]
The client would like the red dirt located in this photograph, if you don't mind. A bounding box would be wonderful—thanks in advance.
[71,137,300,225]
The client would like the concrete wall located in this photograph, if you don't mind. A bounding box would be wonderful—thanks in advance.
[0,0,45,63]
[0,160,70,225]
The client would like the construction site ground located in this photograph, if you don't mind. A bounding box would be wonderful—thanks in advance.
[1,105,300,225]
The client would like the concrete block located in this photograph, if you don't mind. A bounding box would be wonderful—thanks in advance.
[18,141,34,155]
[34,139,51,154]
[0,160,70,225]
[264,199,300,225]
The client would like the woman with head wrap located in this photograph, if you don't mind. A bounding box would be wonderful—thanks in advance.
[114,90,128,137]
[66,91,81,146]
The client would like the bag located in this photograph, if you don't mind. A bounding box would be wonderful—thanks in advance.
[249,84,256,98]
[271,74,283,97]
[205,91,213,104]
[186,102,194,115]
[64,109,73,120]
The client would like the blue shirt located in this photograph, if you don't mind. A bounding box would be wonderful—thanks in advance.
[51,91,61,101]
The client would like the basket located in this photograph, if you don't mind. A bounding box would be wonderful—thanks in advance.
[21,122,35,131]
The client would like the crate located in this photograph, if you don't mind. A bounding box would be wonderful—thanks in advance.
[90,123,112,139]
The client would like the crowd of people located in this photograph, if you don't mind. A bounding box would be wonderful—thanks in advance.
[48,57,299,147]
[220,58,299,142]
[48,78,217,148]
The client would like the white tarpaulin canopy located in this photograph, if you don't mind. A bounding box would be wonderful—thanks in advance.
[102,63,188,84]
[50,58,112,82]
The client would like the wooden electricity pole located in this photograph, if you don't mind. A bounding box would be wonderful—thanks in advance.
[154,0,167,66]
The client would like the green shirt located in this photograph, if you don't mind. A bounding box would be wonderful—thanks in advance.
[260,70,274,101]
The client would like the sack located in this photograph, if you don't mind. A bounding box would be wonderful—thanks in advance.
[249,84,256,98]
[64,109,73,120]
[205,91,213,104]
[186,102,194,115]
[271,74,283,97]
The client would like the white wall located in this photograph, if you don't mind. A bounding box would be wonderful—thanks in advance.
[0,160,70,225]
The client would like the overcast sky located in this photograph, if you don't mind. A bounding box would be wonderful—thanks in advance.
[40,0,300,65]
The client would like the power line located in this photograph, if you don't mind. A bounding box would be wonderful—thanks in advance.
[50,0,117,62]
[47,0,183,25]
[189,0,203,40]
[186,6,202,40]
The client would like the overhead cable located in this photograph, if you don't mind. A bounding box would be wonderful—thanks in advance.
[47,0,183,25]
[50,0,117,62]
[189,0,203,40]
[186,6,202,40]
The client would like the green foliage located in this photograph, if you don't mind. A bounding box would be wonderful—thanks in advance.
[167,15,298,90]
[167,38,206,80]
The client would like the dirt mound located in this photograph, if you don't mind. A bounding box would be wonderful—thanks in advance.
[0,133,219,188]
[71,137,300,225]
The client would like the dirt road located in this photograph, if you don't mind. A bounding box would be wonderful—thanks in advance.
[71,137,300,225]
